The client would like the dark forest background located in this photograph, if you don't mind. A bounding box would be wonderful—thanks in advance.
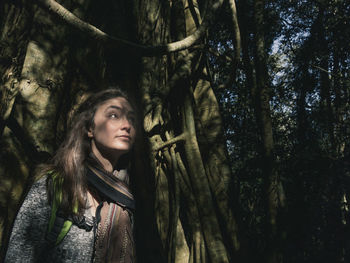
[1,0,350,262]
[209,0,350,262]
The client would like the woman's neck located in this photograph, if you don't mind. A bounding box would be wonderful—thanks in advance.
[90,140,120,172]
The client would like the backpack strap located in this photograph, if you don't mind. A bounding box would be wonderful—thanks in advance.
[46,171,75,246]
[47,211,73,246]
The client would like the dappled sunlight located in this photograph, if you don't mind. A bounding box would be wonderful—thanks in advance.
[0,128,30,252]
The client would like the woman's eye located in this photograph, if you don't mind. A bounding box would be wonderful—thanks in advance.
[110,113,119,118]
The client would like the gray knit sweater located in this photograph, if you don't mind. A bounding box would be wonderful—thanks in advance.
[5,176,95,263]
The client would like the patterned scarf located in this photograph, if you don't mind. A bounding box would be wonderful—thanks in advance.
[86,165,135,210]
[86,159,135,263]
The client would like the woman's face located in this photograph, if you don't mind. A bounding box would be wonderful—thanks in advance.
[88,97,136,155]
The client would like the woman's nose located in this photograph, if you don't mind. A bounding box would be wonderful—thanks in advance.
[121,117,131,131]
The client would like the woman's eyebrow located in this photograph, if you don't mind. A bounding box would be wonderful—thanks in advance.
[105,105,122,112]
[105,105,135,115]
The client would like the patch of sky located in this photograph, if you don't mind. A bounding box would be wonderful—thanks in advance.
[306,92,320,111]
[268,11,312,117]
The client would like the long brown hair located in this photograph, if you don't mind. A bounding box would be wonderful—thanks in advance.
[42,88,135,216]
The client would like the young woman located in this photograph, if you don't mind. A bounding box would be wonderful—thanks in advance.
[5,88,137,262]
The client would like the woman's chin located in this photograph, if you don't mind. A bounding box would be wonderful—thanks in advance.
[111,143,132,153]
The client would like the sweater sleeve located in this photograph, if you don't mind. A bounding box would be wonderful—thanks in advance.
[4,176,51,263]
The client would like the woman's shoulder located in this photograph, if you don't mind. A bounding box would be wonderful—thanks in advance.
[22,174,50,208]
[31,172,50,190]
[32,168,59,190]
[22,168,61,208]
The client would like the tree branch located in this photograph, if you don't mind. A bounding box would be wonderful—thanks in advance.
[229,0,241,68]
[208,48,233,62]
[36,0,224,56]
[153,133,187,152]
[311,64,340,78]
[6,115,51,163]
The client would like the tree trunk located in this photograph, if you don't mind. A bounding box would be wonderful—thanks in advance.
[253,1,284,262]
[134,1,238,261]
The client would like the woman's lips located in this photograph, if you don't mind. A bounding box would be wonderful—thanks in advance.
[118,135,131,140]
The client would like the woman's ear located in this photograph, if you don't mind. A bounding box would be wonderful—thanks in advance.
[88,128,94,138]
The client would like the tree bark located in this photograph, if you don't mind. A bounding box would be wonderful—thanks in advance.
[134,0,239,262]
[0,0,32,136]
